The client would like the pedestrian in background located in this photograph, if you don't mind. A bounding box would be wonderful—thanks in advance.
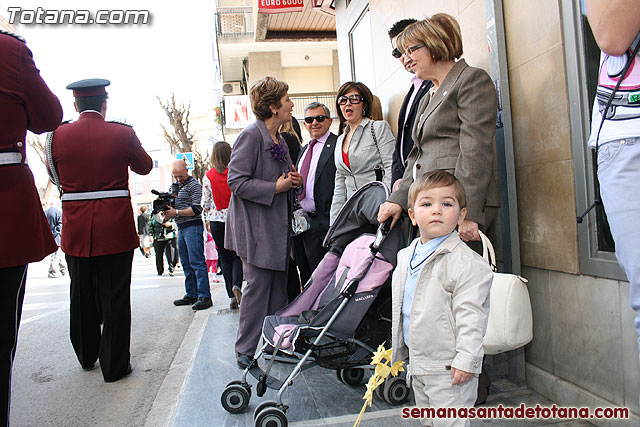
[137,205,151,258]
[149,212,177,276]
[47,78,153,382]
[225,76,302,369]
[202,141,244,310]
[0,29,62,426]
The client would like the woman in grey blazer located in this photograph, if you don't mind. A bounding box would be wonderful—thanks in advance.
[225,77,302,368]
[330,82,395,224]
[378,14,498,244]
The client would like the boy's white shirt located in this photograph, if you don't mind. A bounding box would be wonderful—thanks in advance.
[390,231,493,375]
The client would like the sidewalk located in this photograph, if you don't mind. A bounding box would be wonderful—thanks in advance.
[155,282,594,427]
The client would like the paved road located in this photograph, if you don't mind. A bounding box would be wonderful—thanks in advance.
[10,251,202,427]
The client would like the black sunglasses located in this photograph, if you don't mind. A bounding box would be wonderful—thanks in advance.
[391,47,402,58]
[304,115,328,124]
[337,94,362,105]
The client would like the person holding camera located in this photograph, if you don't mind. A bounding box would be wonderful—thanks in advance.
[46,78,152,383]
[164,159,212,310]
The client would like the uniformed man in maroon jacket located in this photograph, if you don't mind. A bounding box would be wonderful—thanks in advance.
[0,29,63,426]
[47,79,152,383]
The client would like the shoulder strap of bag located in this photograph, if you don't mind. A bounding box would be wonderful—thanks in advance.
[369,121,386,183]
[45,131,62,196]
[369,120,383,162]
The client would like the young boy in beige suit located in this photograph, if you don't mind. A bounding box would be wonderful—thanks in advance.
[391,170,492,426]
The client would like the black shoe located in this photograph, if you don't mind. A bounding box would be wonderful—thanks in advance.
[174,295,198,306]
[236,353,253,369]
[192,297,212,310]
[169,270,175,277]
[81,362,95,371]
[104,364,133,383]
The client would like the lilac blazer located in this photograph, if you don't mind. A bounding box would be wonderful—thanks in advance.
[225,119,293,271]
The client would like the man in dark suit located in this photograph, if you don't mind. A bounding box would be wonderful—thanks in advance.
[0,29,62,427]
[47,79,153,382]
[293,102,337,285]
[388,19,433,191]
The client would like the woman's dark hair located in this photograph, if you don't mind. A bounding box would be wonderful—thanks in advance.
[335,81,374,135]
[249,76,289,120]
[212,141,232,173]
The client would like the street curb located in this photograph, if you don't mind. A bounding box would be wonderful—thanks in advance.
[143,309,211,427]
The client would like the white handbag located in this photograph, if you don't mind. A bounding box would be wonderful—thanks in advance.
[480,231,533,355]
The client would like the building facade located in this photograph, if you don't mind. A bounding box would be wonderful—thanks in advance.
[334,0,639,424]
[215,0,340,141]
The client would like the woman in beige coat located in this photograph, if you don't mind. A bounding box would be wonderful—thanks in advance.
[378,14,498,244]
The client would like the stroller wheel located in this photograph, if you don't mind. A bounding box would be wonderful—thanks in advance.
[221,384,251,413]
[225,380,252,397]
[253,400,278,420]
[254,406,288,427]
[383,376,410,405]
[335,369,344,383]
[340,368,365,386]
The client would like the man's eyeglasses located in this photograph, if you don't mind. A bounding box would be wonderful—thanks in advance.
[337,94,362,105]
[304,115,328,124]
[391,48,402,58]
[404,43,425,56]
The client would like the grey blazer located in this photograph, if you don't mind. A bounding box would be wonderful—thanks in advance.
[388,59,499,226]
[225,120,292,271]
[330,118,395,224]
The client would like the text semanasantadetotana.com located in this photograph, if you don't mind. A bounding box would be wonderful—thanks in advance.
[402,404,629,420]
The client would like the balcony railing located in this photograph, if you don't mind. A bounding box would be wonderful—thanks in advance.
[290,92,338,119]
[215,7,254,40]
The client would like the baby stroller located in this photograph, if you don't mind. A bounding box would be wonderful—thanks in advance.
[220,181,410,426]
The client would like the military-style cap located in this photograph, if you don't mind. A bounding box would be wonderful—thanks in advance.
[66,78,110,97]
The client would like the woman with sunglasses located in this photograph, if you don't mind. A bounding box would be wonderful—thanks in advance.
[329,81,395,224]
[378,13,499,247]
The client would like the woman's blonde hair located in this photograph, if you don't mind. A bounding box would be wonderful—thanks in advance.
[249,76,289,120]
[397,13,463,62]
[279,120,301,143]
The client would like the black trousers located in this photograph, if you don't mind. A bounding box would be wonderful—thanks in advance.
[66,251,133,382]
[292,216,329,286]
[169,238,179,266]
[0,264,27,427]
[210,221,243,298]
[152,240,175,275]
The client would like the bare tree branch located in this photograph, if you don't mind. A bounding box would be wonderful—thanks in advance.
[157,94,213,181]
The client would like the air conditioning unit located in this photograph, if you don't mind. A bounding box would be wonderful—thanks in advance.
[222,81,243,96]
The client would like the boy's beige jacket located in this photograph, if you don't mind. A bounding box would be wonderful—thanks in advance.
[390,232,492,375]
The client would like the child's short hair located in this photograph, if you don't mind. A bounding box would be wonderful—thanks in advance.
[408,170,467,210]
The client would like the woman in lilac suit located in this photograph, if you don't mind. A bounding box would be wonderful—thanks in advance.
[225,77,302,369]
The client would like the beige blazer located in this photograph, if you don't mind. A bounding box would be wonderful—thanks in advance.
[388,59,499,226]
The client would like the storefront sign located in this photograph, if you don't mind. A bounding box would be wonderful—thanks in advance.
[258,0,304,14]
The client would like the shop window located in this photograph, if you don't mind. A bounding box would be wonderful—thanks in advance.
[348,9,375,90]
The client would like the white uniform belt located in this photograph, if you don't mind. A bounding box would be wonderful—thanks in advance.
[0,152,26,165]
[61,189,130,201]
